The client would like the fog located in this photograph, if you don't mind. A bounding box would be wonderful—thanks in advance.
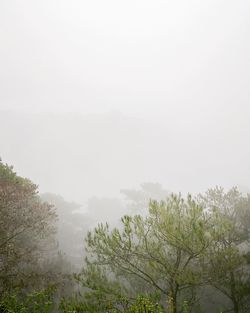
[1,2,250,311]
[1,0,250,204]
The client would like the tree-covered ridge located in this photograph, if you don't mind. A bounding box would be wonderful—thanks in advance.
[74,192,249,313]
[0,160,249,312]
[0,159,57,291]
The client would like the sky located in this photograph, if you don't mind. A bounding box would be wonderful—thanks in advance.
[0,0,250,202]
[1,0,249,118]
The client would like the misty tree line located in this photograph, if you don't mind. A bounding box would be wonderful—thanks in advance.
[0,159,249,313]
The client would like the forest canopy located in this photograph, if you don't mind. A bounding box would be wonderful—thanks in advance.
[0,159,249,313]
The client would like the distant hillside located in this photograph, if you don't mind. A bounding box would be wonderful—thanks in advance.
[0,111,174,201]
[0,110,249,203]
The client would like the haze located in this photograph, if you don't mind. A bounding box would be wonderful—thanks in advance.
[0,0,250,203]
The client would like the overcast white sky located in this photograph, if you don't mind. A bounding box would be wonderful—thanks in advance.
[0,1,250,201]
[0,0,249,119]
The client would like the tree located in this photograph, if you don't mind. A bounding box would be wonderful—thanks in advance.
[77,194,218,313]
[0,159,57,293]
[0,286,55,313]
[41,193,87,269]
[121,182,169,212]
[198,187,250,313]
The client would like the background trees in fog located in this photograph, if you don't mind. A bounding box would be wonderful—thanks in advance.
[1,159,249,312]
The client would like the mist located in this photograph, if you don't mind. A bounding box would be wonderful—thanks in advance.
[0,1,250,312]
[1,0,250,203]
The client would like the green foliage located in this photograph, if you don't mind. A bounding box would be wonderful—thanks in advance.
[198,187,250,313]
[0,287,55,313]
[60,294,164,313]
[77,194,220,312]
[0,160,71,296]
[1,158,250,313]
[74,189,250,313]
[127,295,163,313]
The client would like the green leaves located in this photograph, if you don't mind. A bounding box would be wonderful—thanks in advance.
[77,188,250,312]
[0,160,61,293]
[0,287,55,313]
[78,193,220,311]
[198,187,250,313]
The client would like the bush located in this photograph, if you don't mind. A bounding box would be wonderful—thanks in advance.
[0,287,55,313]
